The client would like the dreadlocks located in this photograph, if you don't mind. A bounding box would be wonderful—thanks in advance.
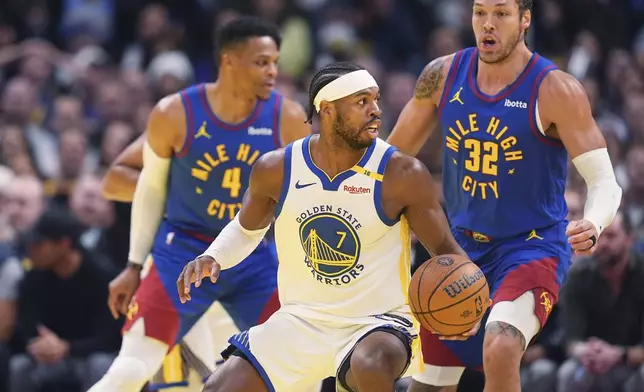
[305,62,365,124]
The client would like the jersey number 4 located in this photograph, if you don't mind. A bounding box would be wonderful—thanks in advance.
[464,139,498,176]
[222,167,242,198]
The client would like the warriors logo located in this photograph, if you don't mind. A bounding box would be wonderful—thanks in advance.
[298,212,363,286]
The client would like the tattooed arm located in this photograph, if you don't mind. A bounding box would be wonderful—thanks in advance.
[387,55,454,156]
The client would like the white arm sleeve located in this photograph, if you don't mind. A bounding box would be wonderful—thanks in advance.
[571,147,622,235]
[200,215,270,270]
[127,142,171,264]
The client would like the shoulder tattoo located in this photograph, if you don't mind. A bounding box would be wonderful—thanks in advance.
[414,57,447,100]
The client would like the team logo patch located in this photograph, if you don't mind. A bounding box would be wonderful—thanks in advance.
[298,210,364,286]
[540,291,553,317]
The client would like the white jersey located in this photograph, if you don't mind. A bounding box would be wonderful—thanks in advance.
[273,135,413,320]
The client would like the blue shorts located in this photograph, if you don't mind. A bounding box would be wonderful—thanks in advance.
[122,220,279,347]
[420,221,572,368]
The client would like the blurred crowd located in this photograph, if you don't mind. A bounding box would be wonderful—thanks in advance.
[0,0,644,391]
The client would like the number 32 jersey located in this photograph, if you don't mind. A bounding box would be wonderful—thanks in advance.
[164,84,283,236]
[439,48,569,239]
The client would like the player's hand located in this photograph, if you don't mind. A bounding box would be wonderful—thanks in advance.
[437,298,491,341]
[177,255,221,304]
[566,219,599,256]
[438,320,482,341]
[107,265,141,319]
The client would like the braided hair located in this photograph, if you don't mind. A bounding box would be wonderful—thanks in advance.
[305,62,365,124]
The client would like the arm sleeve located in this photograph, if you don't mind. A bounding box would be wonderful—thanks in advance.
[571,148,622,235]
[127,142,171,264]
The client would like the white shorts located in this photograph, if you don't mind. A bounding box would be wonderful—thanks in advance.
[227,307,422,392]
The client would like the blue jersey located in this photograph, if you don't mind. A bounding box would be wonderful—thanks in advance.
[164,84,283,236]
[438,48,568,239]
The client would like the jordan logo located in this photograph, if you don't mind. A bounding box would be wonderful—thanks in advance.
[449,87,464,105]
[525,230,543,241]
[195,122,211,139]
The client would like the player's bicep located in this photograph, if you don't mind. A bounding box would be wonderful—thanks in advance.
[237,151,284,230]
[397,158,464,256]
[102,135,145,201]
[387,56,451,156]
[541,71,606,159]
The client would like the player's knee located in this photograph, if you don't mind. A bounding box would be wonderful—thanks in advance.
[484,292,541,366]
[350,333,408,381]
[483,323,524,366]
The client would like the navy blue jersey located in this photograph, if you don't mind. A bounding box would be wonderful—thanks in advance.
[439,48,568,239]
[164,84,283,236]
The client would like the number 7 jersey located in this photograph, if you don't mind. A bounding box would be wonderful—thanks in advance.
[438,48,569,239]
[164,84,283,236]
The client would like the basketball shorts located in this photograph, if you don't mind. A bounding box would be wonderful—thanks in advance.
[225,306,423,392]
[122,220,280,355]
[415,221,571,386]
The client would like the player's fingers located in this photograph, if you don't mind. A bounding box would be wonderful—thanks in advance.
[120,293,134,316]
[571,239,595,252]
[565,221,585,236]
[107,294,119,319]
[181,263,195,302]
[210,262,221,283]
[567,230,594,246]
[464,322,481,337]
[176,269,185,301]
[574,246,596,256]
[194,259,204,287]
[438,335,467,341]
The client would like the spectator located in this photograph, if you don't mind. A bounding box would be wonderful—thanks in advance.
[9,207,121,392]
[558,211,644,392]
[0,241,23,391]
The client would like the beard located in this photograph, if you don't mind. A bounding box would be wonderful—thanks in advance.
[596,248,628,270]
[333,114,373,150]
[479,28,524,65]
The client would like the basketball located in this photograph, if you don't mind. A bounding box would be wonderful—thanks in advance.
[409,254,490,336]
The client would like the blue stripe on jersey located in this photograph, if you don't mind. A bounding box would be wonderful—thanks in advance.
[164,84,283,237]
[301,134,377,191]
[439,48,568,239]
[373,146,399,226]
[274,142,293,218]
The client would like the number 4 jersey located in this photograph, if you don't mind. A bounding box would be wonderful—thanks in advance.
[164,84,283,236]
[438,48,568,239]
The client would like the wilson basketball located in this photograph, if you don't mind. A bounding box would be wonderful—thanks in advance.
[408,254,490,336]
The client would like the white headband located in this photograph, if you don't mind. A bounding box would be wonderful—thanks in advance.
[313,70,379,112]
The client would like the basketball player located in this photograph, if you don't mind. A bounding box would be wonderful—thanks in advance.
[88,16,310,392]
[386,1,623,392]
[177,62,474,392]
